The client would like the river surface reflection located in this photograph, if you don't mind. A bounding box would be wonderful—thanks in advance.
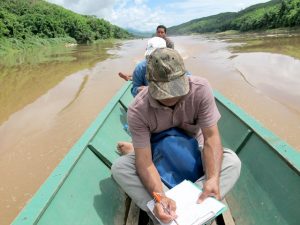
[0,41,116,125]
[233,52,300,114]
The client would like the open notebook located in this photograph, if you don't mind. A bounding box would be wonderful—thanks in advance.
[147,180,226,225]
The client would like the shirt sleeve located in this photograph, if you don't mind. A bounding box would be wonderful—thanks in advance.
[127,106,151,149]
[166,39,174,49]
[197,82,221,128]
[131,60,147,97]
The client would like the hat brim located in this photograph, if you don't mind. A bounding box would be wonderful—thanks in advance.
[148,75,189,100]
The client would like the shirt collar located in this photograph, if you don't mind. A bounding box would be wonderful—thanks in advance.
[148,93,164,109]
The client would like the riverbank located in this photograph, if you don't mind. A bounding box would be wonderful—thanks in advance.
[215,28,300,60]
[0,37,128,62]
[0,37,77,56]
[0,0,132,57]
[0,40,124,125]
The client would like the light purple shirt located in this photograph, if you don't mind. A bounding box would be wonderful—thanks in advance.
[127,76,221,148]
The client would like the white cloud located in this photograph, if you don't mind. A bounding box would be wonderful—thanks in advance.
[109,2,165,32]
[46,0,270,32]
[164,0,270,27]
[134,0,146,5]
[47,0,116,17]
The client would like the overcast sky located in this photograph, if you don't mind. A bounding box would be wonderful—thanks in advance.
[46,0,270,32]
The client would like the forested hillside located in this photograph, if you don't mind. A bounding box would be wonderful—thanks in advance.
[0,0,132,53]
[168,0,300,34]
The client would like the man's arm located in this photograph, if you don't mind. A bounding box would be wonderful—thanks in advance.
[164,37,174,49]
[131,61,146,97]
[135,146,162,193]
[135,146,177,223]
[198,124,223,202]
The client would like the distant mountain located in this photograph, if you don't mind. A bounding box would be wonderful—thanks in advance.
[168,0,300,35]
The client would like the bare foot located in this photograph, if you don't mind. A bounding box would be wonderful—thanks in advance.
[117,142,134,155]
[118,72,132,81]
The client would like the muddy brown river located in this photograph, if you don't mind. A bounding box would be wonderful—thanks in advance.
[1,34,299,224]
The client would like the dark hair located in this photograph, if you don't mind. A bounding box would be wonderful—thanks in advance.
[156,25,167,33]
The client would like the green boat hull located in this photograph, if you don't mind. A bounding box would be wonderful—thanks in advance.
[12,82,300,225]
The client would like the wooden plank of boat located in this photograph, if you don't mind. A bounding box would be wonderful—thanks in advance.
[221,199,236,225]
[125,201,140,225]
[12,82,300,225]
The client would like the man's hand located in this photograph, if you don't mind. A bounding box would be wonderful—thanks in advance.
[153,195,177,223]
[197,178,221,203]
[199,125,223,203]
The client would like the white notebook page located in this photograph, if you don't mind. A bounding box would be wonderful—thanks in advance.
[147,180,226,225]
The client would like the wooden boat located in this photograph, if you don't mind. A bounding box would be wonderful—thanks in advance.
[12,82,300,225]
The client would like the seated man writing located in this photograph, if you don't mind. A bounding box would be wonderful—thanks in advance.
[112,48,241,224]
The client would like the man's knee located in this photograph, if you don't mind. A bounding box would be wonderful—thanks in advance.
[111,153,136,184]
[111,155,151,212]
[111,155,129,183]
[219,149,241,198]
[223,148,241,178]
[111,158,121,181]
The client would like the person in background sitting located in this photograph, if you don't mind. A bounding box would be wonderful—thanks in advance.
[120,37,166,97]
[156,24,174,49]
[118,25,174,81]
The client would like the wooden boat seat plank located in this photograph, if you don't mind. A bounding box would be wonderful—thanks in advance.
[89,102,132,165]
[221,199,236,225]
[125,200,140,225]
[120,87,134,109]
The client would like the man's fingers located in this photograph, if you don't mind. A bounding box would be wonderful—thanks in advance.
[197,191,209,203]
[198,191,219,203]
[154,204,173,223]
[169,200,177,214]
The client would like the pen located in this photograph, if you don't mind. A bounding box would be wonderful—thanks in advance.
[153,192,179,225]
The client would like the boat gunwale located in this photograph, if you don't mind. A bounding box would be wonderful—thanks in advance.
[12,82,132,225]
[214,90,300,174]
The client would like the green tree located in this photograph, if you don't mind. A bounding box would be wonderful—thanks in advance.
[0,0,132,45]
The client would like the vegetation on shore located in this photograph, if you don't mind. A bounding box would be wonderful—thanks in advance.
[0,0,132,55]
[168,0,300,35]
